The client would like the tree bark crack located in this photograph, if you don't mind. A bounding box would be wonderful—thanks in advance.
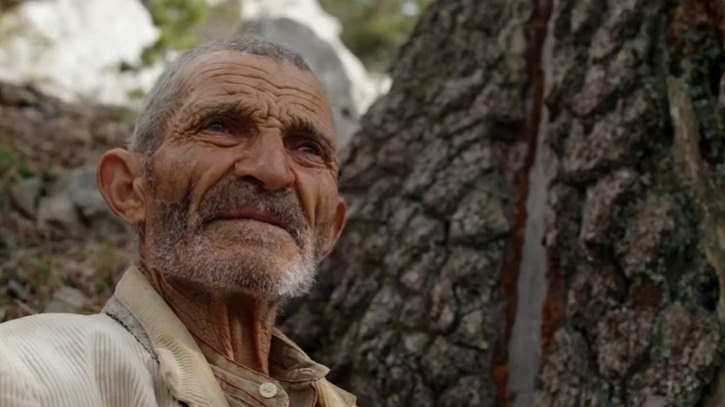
[505,0,555,407]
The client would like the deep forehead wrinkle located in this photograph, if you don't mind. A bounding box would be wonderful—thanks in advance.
[180,57,330,114]
[182,98,335,144]
[180,52,322,95]
[182,86,330,128]
[214,80,330,112]
[188,70,326,110]
[200,62,322,94]
[171,50,335,140]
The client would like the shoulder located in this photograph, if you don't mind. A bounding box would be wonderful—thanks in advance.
[0,312,163,406]
[0,312,132,350]
[0,312,153,385]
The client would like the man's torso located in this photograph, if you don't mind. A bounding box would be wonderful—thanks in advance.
[0,267,356,407]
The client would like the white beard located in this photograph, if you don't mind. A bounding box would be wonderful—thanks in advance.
[147,219,319,300]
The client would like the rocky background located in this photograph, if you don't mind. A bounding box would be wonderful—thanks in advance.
[0,82,135,319]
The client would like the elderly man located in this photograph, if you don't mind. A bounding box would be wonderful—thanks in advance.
[0,34,354,407]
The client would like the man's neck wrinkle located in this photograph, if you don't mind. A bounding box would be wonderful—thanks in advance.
[138,262,280,375]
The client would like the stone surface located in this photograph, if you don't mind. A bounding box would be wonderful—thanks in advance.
[9,177,42,218]
[56,165,113,220]
[44,286,89,313]
[36,193,81,235]
[0,0,161,106]
[33,165,124,236]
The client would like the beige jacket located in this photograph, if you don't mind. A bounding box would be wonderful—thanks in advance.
[0,267,356,407]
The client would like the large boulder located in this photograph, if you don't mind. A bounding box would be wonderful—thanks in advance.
[0,0,162,107]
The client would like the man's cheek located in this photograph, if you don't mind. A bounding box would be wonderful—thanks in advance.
[313,195,336,242]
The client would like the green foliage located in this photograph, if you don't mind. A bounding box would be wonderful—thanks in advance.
[40,169,55,183]
[140,0,209,67]
[319,0,432,73]
[16,161,33,178]
[0,146,13,172]
[127,87,147,100]
[193,0,240,42]
[0,145,36,180]
[0,2,49,47]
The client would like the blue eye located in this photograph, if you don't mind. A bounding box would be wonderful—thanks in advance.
[206,122,228,133]
[298,144,319,155]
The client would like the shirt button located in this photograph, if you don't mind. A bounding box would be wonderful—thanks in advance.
[259,382,278,398]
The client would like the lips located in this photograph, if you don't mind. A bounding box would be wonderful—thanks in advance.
[213,210,288,231]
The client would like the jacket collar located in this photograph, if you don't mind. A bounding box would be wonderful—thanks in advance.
[107,266,229,407]
[104,266,357,407]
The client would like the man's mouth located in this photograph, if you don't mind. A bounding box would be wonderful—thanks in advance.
[213,210,288,231]
[204,208,305,249]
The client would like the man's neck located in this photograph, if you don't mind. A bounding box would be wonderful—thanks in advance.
[141,264,280,374]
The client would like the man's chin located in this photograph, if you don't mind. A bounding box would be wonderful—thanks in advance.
[204,219,299,248]
[170,247,317,299]
[213,241,303,267]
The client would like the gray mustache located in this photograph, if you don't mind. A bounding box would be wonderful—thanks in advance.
[197,179,307,247]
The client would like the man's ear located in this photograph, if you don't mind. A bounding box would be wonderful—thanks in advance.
[318,197,347,260]
[96,148,147,226]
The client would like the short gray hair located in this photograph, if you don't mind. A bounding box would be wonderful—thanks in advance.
[127,33,313,159]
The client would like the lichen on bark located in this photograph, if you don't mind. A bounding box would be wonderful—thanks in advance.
[536,0,725,406]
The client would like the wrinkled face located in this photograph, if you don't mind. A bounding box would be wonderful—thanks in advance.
[142,51,343,299]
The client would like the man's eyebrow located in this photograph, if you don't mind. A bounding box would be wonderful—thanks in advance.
[292,118,335,152]
[189,101,336,151]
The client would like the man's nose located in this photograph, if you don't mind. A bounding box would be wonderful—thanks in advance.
[233,133,295,191]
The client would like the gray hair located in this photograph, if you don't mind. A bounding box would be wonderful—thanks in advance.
[127,33,314,160]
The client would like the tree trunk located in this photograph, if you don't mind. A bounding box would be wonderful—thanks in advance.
[280,0,725,407]
[534,1,725,407]
[281,0,546,405]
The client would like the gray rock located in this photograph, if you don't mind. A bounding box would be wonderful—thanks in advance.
[6,279,27,300]
[44,286,88,313]
[240,17,360,149]
[57,165,111,219]
[36,165,121,234]
[36,193,81,234]
[9,177,42,217]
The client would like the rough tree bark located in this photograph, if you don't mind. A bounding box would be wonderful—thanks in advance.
[281,0,546,406]
[280,0,725,406]
[536,1,725,406]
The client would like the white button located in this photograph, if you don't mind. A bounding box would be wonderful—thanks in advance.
[259,382,278,398]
